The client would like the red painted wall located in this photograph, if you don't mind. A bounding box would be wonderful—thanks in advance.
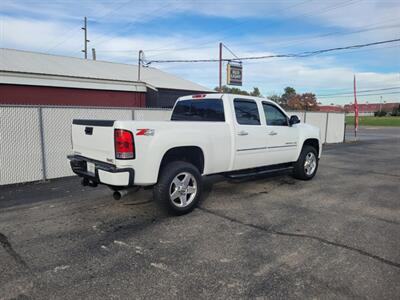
[344,102,399,113]
[0,84,146,107]
[318,105,344,113]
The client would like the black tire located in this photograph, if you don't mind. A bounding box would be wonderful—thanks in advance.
[293,145,319,180]
[153,161,202,215]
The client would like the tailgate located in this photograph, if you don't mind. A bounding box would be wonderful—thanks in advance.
[72,119,116,163]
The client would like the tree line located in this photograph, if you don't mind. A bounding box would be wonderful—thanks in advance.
[214,86,319,111]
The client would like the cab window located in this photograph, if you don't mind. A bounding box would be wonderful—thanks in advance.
[234,99,261,125]
[171,99,225,122]
[262,102,288,126]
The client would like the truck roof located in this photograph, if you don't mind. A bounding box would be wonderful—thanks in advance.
[178,93,274,103]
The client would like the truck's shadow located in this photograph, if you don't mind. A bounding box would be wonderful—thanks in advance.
[95,171,296,245]
[119,169,295,211]
[201,170,295,205]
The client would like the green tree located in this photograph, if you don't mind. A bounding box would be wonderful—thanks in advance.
[214,85,262,96]
[280,87,297,108]
[214,85,319,111]
[287,92,319,111]
[250,87,262,97]
[267,94,281,104]
[300,93,319,111]
[392,104,400,116]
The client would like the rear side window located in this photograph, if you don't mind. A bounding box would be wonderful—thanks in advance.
[234,99,260,125]
[171,99,225,122]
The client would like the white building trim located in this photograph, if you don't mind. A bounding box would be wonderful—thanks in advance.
[0,71,147,92]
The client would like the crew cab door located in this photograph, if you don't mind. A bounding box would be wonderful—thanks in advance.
[232,99,266,170]
[262,102,299,164]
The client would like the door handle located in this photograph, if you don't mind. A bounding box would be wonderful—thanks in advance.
[268,131,277,136]
[238,130,249,136]
[85,127,93,135]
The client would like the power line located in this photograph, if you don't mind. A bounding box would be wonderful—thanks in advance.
[96,43,216,55]
[145,0,360,59]
[195,0,361,50]
[45,26,81,53]
[222,43,240,60]
[146,38,400,64]
[90,0,383,59]
[45,1,134,53]
[214,0,357,52]
[317,91,400,98]
[236,39,400,60]
[317,87,400,97]
[95,20,400,58]
[288,0,362,20]
[230,21,400,51]
[241,44,399,67]
[109,19,400,56]
[92,3,171,49]
[142,0,314,57]
[94,0,135,23]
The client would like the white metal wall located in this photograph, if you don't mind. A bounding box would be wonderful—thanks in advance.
[326,113,345,143]
[0,107,43,185]
[346,112,374,116]
[287,111,306,122]
[134,109,171,121]
[304,112,328,143]
[41,108,132,179]
[288,111,344,144]
[0,105,344,185]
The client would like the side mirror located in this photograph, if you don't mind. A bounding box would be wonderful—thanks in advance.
[289,115,300,126]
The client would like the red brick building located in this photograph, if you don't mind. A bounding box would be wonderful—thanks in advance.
[318,103,399,114]
[318,105,344,113]
[344,102,399,113]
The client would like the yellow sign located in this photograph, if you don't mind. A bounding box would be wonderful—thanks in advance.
[227,63,242,86]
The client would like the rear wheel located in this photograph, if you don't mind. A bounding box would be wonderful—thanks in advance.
[293,145,318,180]
[153,161,202,215]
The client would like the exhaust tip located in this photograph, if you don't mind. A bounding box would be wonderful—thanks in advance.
[88,181,98,187]
[113,191,122,200]
[82,178,98,188]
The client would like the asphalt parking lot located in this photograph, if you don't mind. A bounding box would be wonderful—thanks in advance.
[1,127,399,299]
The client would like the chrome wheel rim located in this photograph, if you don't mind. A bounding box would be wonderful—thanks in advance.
[169,172,197,208]
[304,152,317,176]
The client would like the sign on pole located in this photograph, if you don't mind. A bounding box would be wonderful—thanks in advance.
[227,62,243,86]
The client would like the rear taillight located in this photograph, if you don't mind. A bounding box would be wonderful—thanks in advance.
[115,129,134,159]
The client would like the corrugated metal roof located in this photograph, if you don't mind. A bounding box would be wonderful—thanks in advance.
[0,48,212,92]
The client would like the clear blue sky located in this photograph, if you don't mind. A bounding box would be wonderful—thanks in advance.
[1,0,399,104]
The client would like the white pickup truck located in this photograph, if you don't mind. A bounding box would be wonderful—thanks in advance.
[68,93,321,214]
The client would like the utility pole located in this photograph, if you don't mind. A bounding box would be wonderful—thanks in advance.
[81,17,90,59]
[91,48,96,60]
[353,75,359,141]
[138,50,143,81]
[379,96,382,112]
[219,42,223,92]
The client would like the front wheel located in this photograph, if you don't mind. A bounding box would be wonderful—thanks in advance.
[293,145,319,180]
[153,161,202,215]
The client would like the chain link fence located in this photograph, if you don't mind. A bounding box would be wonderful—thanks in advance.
[0,105,344,185]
